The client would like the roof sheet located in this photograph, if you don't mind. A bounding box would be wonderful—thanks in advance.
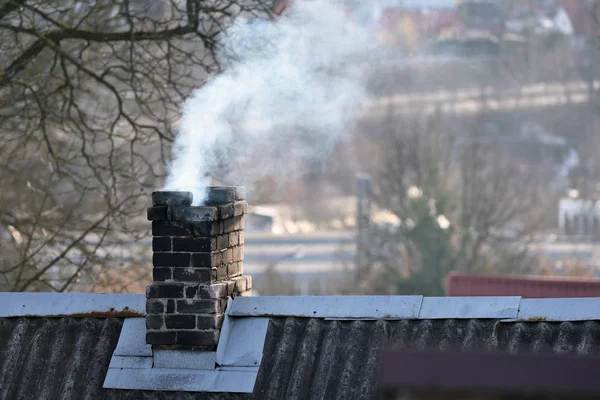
[447,272,600,298]
[4,315,600,399]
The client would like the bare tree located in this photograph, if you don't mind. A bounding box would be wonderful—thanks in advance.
[350,110,546,295]
[0,0,276,292]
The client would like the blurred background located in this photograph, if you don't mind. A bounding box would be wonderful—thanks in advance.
[3,0,600,295]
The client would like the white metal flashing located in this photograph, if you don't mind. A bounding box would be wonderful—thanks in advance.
[114,318,152,357]
[0,293,145,317]
[154,350,216,370]
[103,298,269,393]
[229,296,424,320]
[419,297,520,319]
[104,367,258,393]
[505,298,600,322]
[4,293,600,323]
[217,317,270,367]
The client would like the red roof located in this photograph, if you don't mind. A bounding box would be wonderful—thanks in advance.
[447,272,600,298]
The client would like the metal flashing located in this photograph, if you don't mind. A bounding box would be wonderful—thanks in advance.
[418,297,520,319]
[508,298,600,322]
[154,350,216,370]
[113,318,152,357]
[217,317,270,367]
[103,367,258,393]
[109,355,153,369]
[0,293,145,317]
[228,296,424,320]
[104,298,268,393]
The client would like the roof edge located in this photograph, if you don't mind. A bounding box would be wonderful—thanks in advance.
[0,293,145,317]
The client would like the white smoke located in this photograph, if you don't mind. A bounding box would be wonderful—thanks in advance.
[164,0,379,204]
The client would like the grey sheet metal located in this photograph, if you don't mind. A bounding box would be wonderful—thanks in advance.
[217,297,270,367]
[154,350,216,370]
[113,318,152,357]
[418,296,521,319]
[104,299,266,393]
[0,293,145,317]
[228,295,424,320]
[507,298,600,322]
[103,367,258,393]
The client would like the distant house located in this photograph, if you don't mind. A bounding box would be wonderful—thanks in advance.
[447,271,600,297]
[559,197,600,237]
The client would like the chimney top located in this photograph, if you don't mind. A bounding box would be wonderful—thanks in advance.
[152,191,193,206]
[152,186,245,206]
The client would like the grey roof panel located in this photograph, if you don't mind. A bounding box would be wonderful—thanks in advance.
[252,318,600,400]
[3,316,600,399]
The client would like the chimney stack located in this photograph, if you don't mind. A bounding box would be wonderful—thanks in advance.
[145,187,251,350]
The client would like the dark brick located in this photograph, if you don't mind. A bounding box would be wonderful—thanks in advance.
[228,262,241,278]
[147,331,177,345]
[173,237,212,252]
[217,234,229,250]
[172,268,211,283]
[153,267,172,282]
[192,252,221,268]
[147,206,169,221]
[218,203,234,219]
[153,252,190,267]
[147,283,184,298]
[152,221,191,237]
[223,216,245,233]
[146,299,164,314]
[152,237,171,252]
[222,248,233,264]
[211,269,217,281]
[172,205,218,222]
[197,315,224,330]
[192,221,221,236]
[177,299,219,314]
[185,285,198,298]
[152,191,193,206]
[146,315,164,330]
[176,330,219,347]
[233,246,244,261]
[203,187,236,205]
[216,265,227,281]
[165,314,196,329]
[167,299,175,313]
[233,201,247,217]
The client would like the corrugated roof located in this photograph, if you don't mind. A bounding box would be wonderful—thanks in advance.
[4,316,600,399]
[0,317,249,400]
[254,318,600,399]
[447,272,600,298]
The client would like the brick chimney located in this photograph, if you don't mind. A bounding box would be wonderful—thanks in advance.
[145,187,251,350]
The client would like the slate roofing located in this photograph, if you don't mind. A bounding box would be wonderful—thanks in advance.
[2,294,600,399]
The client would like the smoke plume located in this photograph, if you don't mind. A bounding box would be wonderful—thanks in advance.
[164,0,379,204]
